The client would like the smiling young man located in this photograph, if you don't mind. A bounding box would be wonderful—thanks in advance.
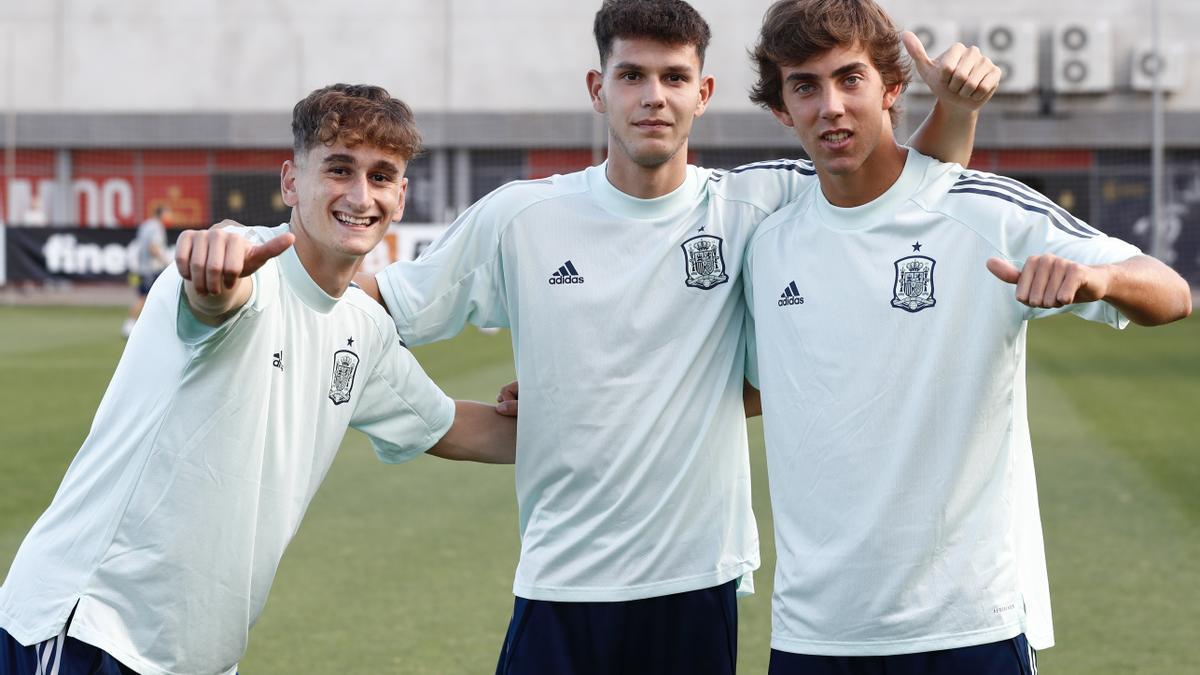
[0,84,515,675]
[352,1,1004,673]
[742,1,1192,673]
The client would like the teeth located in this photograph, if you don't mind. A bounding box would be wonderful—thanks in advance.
[823,132,850,142]
[336,213,372,226]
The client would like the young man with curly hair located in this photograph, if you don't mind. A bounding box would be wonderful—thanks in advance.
[0,84,515,675]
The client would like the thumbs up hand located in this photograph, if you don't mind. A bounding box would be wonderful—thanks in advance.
[987,255,1111,308]
[903,30,1002,112]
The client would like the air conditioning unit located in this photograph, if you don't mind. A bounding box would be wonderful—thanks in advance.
[1052,22,1113,93]
[1130,42,1187,93]
[978,22,1038,93]
[905,21,960,94]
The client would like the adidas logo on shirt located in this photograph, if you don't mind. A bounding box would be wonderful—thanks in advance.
[778,281,804,307]
[549,260,585,285]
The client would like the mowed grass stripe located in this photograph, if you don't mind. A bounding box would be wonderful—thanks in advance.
[1028,316,1200,674]
[0,307,125,534]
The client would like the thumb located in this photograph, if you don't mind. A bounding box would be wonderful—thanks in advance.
[901,30,933,74]
[986,257,1021,284]
[243,232,295,277]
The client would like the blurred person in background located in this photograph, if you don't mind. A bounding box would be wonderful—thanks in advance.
[122,205,172,338]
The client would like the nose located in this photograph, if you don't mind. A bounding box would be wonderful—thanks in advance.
[345,173,371,210]
[642,79,666,109]
[819,87,845,120]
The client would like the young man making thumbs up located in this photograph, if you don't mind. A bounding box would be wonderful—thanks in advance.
[741,1,1191,673]
[0,83,515,675]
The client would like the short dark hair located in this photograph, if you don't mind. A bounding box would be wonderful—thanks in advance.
[593,0,712,68]
[291,84,422,161]
[749,0,909,125]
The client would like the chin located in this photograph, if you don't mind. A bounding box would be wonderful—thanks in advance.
[818,154,866,176]
[337,233,385,257]
[631,145,680,168]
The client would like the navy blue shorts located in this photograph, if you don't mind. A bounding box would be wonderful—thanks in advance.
[495,580,738,675]
[768,634,1036,675]
[136,271,161,296]
[0,625,137,675]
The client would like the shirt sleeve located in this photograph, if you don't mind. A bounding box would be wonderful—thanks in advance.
[374,192,510,346]
[715,160,817,214]
[350,330,457,464]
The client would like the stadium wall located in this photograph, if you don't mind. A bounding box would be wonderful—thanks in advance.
[1,0,1198,112]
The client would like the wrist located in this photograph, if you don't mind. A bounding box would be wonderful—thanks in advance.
[932,98,979,120]
[1094,263,1118,302]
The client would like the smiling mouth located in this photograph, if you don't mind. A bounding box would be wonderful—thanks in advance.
[821,130,852,143]
[334,212,377,227]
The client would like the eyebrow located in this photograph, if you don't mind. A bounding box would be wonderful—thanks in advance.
[322,153,400,175]
[786,61,869,82]
[612,61,694,75]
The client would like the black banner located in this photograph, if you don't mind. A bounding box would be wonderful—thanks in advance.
[210,173,289,227]
[3,226,190,283]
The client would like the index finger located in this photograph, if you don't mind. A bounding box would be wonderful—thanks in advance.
[175,230,195,280]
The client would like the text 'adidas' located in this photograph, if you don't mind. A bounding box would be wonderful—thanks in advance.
[549,260,585,285]
[778,280,804,307]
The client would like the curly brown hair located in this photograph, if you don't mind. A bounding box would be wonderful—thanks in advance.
[749,0,909,125]
[291,84,421,161]
[593,0,711,68]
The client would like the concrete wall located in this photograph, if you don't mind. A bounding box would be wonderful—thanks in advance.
[0,0,1197,113]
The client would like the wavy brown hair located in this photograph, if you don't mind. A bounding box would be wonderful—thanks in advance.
[291,84,421,160]
[749,0,909,125]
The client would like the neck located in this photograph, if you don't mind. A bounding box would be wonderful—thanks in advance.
[289,221,358,298]
[818,138,907,208]
[604,143,689,200]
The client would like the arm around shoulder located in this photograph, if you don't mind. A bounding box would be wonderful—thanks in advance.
[902,31,1001,167]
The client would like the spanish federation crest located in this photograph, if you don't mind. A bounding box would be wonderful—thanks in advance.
[681,235,729,290]
[891,255,936,312]
[328,349,360,405]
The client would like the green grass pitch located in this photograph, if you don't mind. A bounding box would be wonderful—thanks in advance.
[1,305,1197,673]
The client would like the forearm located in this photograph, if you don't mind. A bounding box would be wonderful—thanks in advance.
[426,400,517,464]
[1101,256,1192,326]
[907,100,978,167]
